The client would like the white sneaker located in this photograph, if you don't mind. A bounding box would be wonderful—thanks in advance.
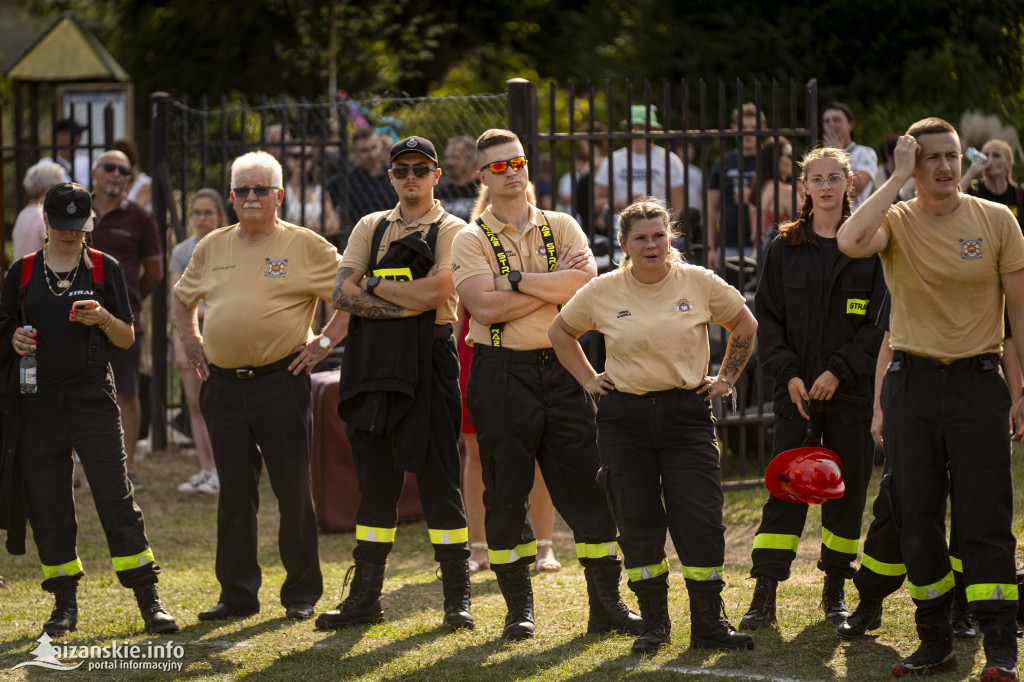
[177,470,210,493]
[197,470,220,495]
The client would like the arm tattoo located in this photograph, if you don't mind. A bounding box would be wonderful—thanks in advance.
[332,266,408,319]
[721,331,755,380]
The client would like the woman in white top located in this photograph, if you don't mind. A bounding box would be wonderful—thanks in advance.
[169,188,223,495]
[549,197,758,655]
[13,161,65,259]
[283,146,339,234]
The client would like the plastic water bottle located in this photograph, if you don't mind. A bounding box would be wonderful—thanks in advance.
[965,147,988,166]
[20,326,37,394]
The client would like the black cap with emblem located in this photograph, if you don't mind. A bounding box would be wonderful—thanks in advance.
[43,182,94,231]
[389,136,438,165]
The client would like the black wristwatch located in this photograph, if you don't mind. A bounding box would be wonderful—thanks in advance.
[508,270,523,292]
[366,276,382,296]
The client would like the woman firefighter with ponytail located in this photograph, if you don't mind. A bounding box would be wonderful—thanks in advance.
[739,148,887,632]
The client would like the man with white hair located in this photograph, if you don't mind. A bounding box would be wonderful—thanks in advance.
[172,151,346,622]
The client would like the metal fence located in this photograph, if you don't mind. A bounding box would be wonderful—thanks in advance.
[3,78,818,482]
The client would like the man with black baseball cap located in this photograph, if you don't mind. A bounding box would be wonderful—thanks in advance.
[318,135,473,632]
[1,181,178,636]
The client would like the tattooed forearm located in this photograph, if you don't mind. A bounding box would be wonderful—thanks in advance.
[332,267,409,319]
[721,331,755,381]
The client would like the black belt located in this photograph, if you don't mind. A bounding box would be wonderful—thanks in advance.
[209,354,295,380]
[891,350,999,373]
[475,345,555,365]
[434,323,454,340]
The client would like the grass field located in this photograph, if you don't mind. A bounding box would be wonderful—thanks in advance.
[0,443,1021,681]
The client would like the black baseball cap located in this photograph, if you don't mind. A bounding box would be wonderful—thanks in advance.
[55,118,88,135]
[390,136,438,165]
[43,183,94,231]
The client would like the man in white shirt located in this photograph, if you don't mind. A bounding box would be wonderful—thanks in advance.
[822,102,877,211]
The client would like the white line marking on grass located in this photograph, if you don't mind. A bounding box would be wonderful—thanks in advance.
[630,665,806,682]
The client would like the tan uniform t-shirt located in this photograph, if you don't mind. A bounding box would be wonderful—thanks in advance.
[559,262,746,394]
[340,199,463,326]
[879,195,1024,362]
[174,220,342,368]
[451,206,589,350]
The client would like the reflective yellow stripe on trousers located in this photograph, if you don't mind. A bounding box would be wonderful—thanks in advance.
[822,528,858,555]
[574,541,619,560]
[42,557,84,579]
[966,583,1019,603]
[681,565,724,582]
[861,553,906,577]
[489,541,537,565]
[111,548,155,572]
[752,533,799,552]
[908,570,955,601]
[626,558,669,582]
[356,525,397,543]
[427,527,469,545]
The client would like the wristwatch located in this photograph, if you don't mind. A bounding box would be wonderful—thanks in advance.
[508,270,523,292]
[318,334,334,352]
[366,275,382,296]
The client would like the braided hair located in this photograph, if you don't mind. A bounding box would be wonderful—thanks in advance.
[777,147,852,246]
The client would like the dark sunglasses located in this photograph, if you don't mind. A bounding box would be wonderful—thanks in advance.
[101,162,132,176]
[232,186,275,198]
[480,156,527,174]
[391,164,435,179]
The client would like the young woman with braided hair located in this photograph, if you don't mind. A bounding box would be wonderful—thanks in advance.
[739,147,887,633]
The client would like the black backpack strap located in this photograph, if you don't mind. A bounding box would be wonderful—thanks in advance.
[368,216,391,273]
[476,216,511,347]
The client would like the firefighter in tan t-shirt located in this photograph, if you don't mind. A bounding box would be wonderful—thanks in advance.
[550,198,758,655]
[838,117,1024,680]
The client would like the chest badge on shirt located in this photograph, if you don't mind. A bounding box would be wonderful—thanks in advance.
[959,238,983,260]
[265,257,290,278]
[677,299,693,313]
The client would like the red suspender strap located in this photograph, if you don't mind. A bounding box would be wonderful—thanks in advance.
[88,248,104,283]
[19,252,36,288]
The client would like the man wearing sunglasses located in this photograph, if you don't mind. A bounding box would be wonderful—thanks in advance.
[319,135,472,632]
[172,151,347,622]
[451,129,641,642]
[89,149,163,491]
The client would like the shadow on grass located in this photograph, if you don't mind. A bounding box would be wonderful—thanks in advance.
[391,632,597,681]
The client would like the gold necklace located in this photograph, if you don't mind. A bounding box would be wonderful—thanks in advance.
[42,245,83,296]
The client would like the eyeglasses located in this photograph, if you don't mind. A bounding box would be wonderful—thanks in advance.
[806,174,846,190]
[232,186,275,198]
[101,162,132,176]
[480,156,527,174]
[190,209,218,217]
[391,165,435,179]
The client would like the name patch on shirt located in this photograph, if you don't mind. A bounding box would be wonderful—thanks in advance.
[265,258,289,278]
[616,310,631,319]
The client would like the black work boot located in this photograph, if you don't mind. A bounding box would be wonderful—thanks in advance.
[978,625,1019,682]
[495,565,534,641]
[133,583,179,634]
[315,562,386,630]
[438,560,474,630]
[891,637,957,677]
[951,574,976,639]
[687,579,755,651]
[738,577,777,631]
[836,595,883,638]
[630,582,671,655]
[43,588,78,636]
[821,573,851,625]
[584,564,644,635]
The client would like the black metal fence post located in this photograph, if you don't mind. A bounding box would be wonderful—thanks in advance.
[150,92,172,451]
[507,79,538,164]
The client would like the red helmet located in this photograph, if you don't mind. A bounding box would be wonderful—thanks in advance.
[765,446,845,505]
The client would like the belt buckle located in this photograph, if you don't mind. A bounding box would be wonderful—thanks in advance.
[235,368,255,380]
[537,350,551,365]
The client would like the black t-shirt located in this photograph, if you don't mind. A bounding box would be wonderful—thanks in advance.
[708,150,758,248]
[966,180,1024,230]
[816,234,841,280]
[435,177,480,222]
[1,250,133,381]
